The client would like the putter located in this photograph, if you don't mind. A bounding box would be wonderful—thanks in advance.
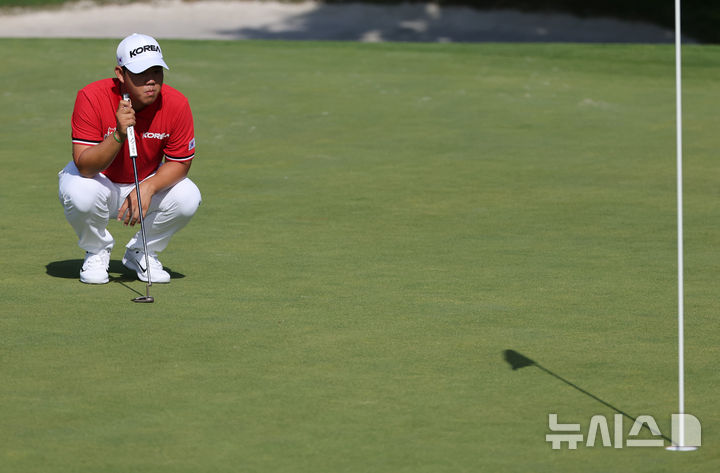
[124,93,154,303]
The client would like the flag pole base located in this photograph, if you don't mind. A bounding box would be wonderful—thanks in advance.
[666,445,698,452]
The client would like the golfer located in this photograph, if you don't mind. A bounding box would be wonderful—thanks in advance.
[58,33,201,284]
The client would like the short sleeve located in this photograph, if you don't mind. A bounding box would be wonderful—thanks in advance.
[164,100,195,161]
[71,89,102,146]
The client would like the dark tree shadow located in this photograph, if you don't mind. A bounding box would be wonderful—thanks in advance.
[215,3,678,43]
[503,349,672,443]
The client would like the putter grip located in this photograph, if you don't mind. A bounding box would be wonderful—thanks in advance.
[122,93,138,158]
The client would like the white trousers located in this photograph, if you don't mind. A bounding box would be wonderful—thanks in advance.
[58,161,201,255]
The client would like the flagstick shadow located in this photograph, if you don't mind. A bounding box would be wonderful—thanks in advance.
[503,349,672,443]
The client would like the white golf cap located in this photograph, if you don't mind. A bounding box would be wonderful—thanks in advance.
[116,33,169,73]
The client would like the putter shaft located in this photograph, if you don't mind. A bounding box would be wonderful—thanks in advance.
[124,93,153,302]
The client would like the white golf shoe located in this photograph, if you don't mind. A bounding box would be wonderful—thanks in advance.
[122,248,171,283]
[80,250,110,284]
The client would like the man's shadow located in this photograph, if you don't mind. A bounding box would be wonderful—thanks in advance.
[503,349,671,443]
[46,259,185,296]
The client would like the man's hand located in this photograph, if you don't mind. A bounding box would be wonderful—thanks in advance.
[118,180,155,226]
[116,161,191,225]
[73,98,137,178]
[115,98,136,139]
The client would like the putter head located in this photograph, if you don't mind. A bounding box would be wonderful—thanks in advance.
[132,296,155,303]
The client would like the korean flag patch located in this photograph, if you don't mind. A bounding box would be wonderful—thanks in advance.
[188,138,196,151]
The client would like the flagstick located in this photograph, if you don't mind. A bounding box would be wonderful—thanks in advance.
[675,0,685,445]
[666,0,696,452]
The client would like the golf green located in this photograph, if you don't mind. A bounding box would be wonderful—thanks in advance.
[1,38,718,472]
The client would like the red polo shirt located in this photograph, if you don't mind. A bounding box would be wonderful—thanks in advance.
[71,78,196,183]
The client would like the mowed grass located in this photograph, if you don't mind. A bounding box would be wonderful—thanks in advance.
[1,38,719,472]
